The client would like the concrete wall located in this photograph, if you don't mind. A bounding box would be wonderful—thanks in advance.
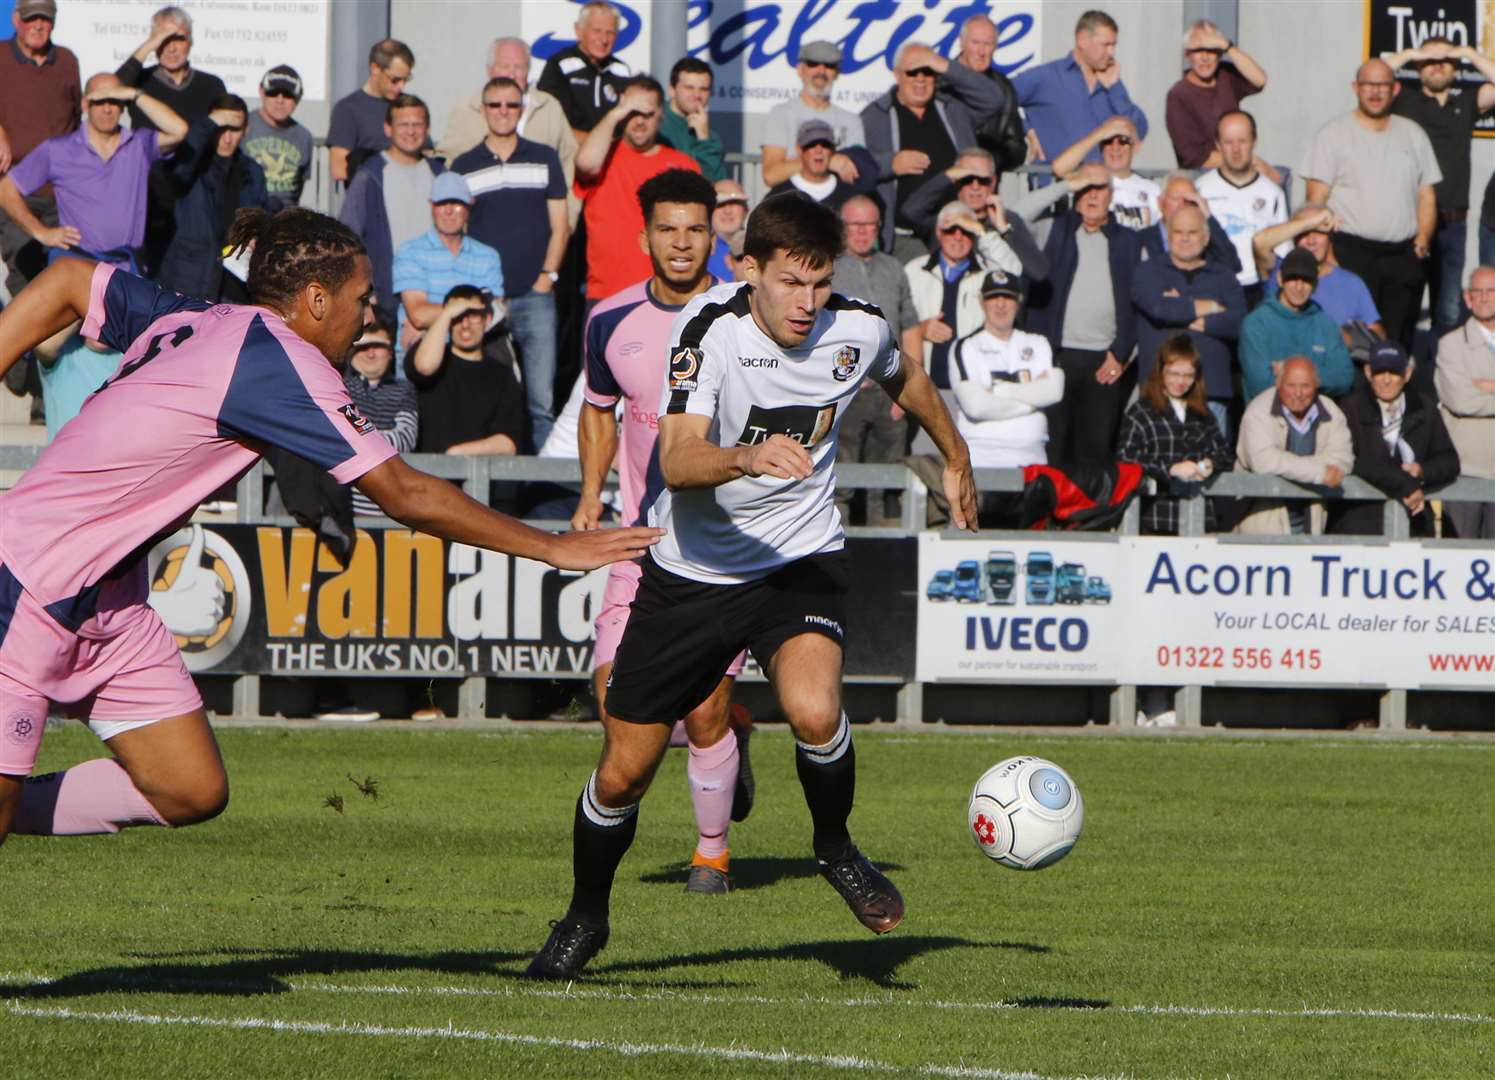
[390,1,522,147]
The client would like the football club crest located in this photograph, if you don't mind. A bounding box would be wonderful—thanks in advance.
[832,344,860,382]
[670,346,702,391]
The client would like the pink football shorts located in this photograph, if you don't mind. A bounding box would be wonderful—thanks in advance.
[0,562,202,776]
[592,560,747,676]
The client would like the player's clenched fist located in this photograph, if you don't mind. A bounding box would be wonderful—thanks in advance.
[742,433,813,481]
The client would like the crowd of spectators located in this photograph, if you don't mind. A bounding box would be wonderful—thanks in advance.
[0,0,1492,538]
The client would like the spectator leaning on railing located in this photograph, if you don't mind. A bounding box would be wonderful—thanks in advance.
[1332,342,1459,536]
[1433,266,1495,539]
[1234,357,1353,536]
[1116,334,1234,535]
[1239,247,1354,404]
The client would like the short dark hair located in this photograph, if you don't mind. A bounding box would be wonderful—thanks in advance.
[1216,109,1257,141]
[742,191,843,269]
[637,168,717,223]
[385,93,429,125]
[1075,10,1118,35]
[482,76,523,99]
[444,283,491,309]
[621,74,665,104]
[209,93,248,116]
[370,38,415,70]
[670,57,712,87]
[226,208,366,311]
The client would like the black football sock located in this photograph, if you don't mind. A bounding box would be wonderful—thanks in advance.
[795,711,856,861]
[565,771,638,926]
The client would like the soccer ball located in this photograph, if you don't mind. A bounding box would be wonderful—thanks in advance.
[967,756,1083,870]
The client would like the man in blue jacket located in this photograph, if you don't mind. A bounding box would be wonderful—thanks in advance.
[1025,163,1140,465]
[1131,203,1245,433]
[861,42,1005,259]
[338,94,445,322]
[1239,247,1355,402]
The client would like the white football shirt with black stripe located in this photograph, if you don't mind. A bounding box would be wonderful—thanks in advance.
[650,281,898,585]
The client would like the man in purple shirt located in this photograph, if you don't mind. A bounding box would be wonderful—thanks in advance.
[0,72,186,269]
[1013,10,1148,170]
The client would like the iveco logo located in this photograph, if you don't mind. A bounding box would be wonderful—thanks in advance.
[740,357,778,368]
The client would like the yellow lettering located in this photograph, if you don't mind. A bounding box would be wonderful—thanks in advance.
[316,531,377,638]
[383,530,444,638]
[257,527,315,637]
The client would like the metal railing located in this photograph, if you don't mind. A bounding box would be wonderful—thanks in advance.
[3,444,1490,729]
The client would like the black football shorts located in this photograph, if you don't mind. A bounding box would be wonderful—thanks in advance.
[604,551,848,725]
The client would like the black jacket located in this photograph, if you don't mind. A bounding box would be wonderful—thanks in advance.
[1333,377,1460,535]
[1026,212,1140,363]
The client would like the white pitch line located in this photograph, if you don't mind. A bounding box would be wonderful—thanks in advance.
[4,1002,1116,1080]
[3,971,1489,1026]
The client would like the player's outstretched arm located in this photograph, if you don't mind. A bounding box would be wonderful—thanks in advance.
[0,257,96,383]
[357,455,663,570]
[658,412,812,489]
[876,352,978,531]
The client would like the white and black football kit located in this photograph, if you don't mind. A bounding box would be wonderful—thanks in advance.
[605,281,900,724]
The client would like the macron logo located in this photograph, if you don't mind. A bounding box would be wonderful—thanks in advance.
[805,614,843,635]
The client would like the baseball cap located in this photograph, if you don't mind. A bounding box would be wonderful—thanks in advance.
[430,172,473,205]
[980,270,1024,300]
[714,187,748,207]
[261,65,304,100]
[1367,341,1410,374]
[936,201,977,234]
[16,0,57,19]
[1279,247,1319,286]
[796,118,836,148]
[800,40,842,66]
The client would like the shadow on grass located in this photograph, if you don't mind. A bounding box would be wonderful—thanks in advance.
[638,856,907,891]
[591,934,1045,990]
[7,948,525,999]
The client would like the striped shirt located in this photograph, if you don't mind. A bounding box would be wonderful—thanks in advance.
[453,136,567,299]
[343,368,418,517]
[391,228,505,331]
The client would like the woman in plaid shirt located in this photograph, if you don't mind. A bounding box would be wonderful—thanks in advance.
[1116,334,1233,533]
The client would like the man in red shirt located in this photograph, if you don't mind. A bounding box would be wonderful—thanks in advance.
[574,75,699,304]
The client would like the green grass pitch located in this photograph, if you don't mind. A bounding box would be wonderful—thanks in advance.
[2,723,1491,1079]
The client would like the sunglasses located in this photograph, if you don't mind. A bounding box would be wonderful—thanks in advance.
[904,66,938,78]
[1100,135,1133,147]
[89,98,129,108]
[939,225,974,236]
[956,173,995,186]
[262,88,299,100]
[484,100,523,111]
[803,60,839,72]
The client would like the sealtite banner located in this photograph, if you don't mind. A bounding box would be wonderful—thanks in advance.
[146,525,916,679]
[919,535,1495,690]
[525,0,1043,114]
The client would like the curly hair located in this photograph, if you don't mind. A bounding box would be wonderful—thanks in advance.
[225,207,366,312]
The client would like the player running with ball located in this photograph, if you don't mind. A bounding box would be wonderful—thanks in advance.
[528,192,978,980]
[0,208,659,845]
[575,169,755,895]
